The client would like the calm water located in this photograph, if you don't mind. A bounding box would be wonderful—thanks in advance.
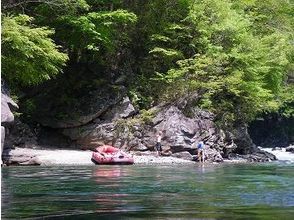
[1,163,294,219]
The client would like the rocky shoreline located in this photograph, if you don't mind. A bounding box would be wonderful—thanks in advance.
[2,147,276,166]
[1,147,197,166]
[2,91,281,166]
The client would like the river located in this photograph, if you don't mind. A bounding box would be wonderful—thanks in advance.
[1,151,294,219]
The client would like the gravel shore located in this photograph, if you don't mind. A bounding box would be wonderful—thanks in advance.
[3,148,195,166]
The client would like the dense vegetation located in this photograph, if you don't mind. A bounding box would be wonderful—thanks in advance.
[2,0,293,129]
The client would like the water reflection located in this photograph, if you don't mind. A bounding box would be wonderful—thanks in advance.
[198,163,206,174]
[93,166,123,179]
[194,163,219,175]
[92,166,132,214]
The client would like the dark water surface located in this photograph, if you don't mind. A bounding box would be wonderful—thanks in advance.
[2,163,294,219]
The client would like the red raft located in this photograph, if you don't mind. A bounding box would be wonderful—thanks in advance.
[92,145,134,165]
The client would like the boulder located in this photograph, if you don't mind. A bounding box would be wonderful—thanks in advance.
[1,93,18,124]
[62,97,137,149]
[1,90,19,164]
[229,123,256,154]
[1,126,5,164]
[60,104,234,162]
[34,86,126,128]
[101,96,136,121]
[203,147,224,163]
[4,119,38,149]
[2,148,41,166]
[285,145,294,153]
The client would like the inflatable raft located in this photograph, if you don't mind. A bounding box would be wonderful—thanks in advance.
[92,145,134,165]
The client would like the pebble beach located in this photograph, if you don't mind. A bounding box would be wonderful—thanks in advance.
[3,147,195,166]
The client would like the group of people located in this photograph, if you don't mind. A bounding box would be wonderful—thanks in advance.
[155,131,205,162]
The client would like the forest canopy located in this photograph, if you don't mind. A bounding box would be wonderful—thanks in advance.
[1,0,293,127]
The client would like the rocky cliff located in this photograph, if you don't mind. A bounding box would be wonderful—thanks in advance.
[2,92,276,165]
[1,87,19,164]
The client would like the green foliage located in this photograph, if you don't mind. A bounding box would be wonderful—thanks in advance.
[232,0,293,35]
[155,0,293,126]
[278,85,294,117]
[4,0,137,67]
[127,0,191,109]
[21,99,37,121]
[2,0,293,129]
[1,14,68,87]
[147,22,194,74]
[33,0,90,20]
[139,109,157,124]
[3,0,90,13]
[128,89,144,109]
[55,9,137,61]
[149,47,183,59]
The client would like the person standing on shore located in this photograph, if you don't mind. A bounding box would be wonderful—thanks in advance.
[197,141,205,162]
[155,131,163,156]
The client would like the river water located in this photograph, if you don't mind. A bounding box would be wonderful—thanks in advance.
[2,153,294,219]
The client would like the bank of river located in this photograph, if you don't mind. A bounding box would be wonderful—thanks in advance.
[2,147,195,165]
[2,161,294,219]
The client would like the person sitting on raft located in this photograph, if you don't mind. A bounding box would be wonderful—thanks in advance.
[96,145,125,158]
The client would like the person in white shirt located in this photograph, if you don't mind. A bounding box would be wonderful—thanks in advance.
[155,131,163,156]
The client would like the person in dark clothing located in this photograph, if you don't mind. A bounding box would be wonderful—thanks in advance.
[197,141,205,162]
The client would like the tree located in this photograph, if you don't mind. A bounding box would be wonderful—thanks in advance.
[1,14,68,87]
[54,9,137,62]
[1,0,89,11]
[153,0,292,126]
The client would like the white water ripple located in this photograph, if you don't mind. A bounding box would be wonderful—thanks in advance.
[262,147,294,163]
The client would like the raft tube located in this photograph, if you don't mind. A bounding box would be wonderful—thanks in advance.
[92,145,134,165]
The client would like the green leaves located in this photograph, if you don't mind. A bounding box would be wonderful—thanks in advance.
[2,0,292,127]
[152,0,293,126]
[149,47,183,59]
[278,85,294,117]
[55,10,137,61]
[1,14,68,87]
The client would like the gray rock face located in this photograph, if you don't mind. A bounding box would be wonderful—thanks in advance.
[4,119,38,149]
[1,91,19,163]
[1,93,18,124]
[239,149,277,162]
[4,94,276,164]
[1,126,5,164]
[149,106,225,153]
[101,97,136,121]
[230,123,256,154]
[2,148,41,165]
[35,86,126,128]
[62,96,137,150]
[1,87,42,153]
[61,105,234,162]
[286,145,294,153]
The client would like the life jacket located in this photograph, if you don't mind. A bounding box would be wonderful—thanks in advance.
[197,143,204,149]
